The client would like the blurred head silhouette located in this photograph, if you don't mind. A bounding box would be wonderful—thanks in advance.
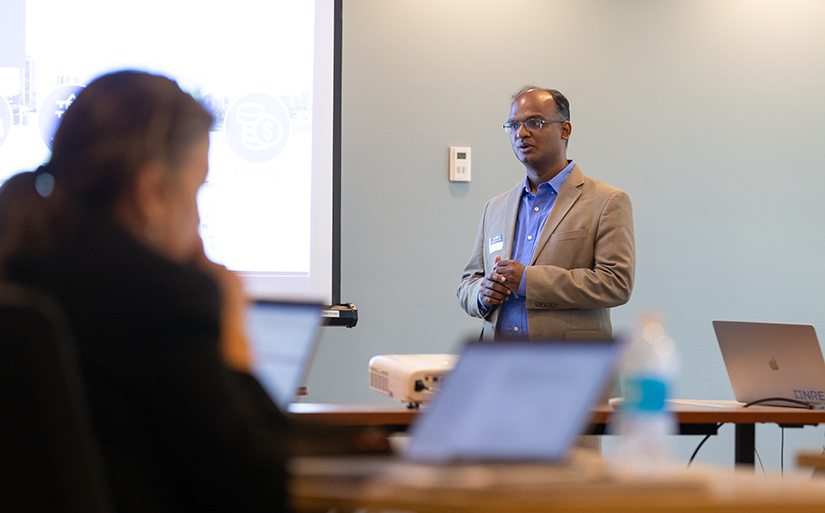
[0,71,214,267]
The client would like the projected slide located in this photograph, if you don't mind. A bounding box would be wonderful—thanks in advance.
[0,0,334,302]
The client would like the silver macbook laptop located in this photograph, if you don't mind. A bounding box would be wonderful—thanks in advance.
[405,339,619,463]
[713,320,825,406]
[246,300,323,409]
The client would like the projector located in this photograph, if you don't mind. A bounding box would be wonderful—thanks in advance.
[369,354,458,408]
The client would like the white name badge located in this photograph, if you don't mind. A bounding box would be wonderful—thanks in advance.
[489,234,503,254]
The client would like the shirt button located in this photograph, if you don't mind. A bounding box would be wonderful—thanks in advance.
[514,327,520,332]
[534,207,539,212]
[527,235,533,240]
[551,191,556,195]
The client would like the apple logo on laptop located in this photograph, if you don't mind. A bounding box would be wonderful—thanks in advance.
[769,357,779,371]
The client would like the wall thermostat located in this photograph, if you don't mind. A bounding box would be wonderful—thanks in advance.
[449,146,471,182]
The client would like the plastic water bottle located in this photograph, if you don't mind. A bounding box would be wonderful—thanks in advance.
[615,314,679,473]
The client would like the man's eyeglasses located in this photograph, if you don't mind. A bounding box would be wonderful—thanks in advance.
[503,118,564,134]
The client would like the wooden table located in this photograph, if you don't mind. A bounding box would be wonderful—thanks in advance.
[797,450,825,473]
[289,402,418,426]
[289,451,825,513]
[289,400,825,467]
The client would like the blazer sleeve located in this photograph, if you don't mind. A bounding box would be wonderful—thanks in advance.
[456,201,492,319]
[525,189,635,310]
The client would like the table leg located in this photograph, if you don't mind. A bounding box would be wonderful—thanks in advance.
[735,423,755,467]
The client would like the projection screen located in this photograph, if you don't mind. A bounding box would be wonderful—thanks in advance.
[0,0,340,304]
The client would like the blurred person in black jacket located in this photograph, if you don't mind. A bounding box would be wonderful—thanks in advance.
[0,71,291,512]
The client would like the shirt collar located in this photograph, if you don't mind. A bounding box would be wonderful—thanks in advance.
[522,160,575,196]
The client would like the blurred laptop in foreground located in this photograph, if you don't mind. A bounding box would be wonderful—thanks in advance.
[405,339,619,463]
[246,300,323,409]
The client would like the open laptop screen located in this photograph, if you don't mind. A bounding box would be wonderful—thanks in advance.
[406,340,618,463]
[246,300,322,409]
[713,320,825,405]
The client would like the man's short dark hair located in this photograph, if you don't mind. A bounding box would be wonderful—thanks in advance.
[510,86,570,122]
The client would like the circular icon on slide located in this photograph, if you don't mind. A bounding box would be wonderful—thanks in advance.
[0,95,10,149]
[225,93,290,163]
[39,84,85,150]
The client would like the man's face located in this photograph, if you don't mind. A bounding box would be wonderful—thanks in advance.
[508,89,570,171]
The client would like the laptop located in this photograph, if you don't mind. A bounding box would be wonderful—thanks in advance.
[713,320,825,406]
[405,339,619,463]
[246,300,323,409]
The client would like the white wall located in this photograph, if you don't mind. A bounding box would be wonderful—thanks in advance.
[302,0,825,472]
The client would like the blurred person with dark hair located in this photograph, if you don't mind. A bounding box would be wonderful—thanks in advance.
[0,71,289,512]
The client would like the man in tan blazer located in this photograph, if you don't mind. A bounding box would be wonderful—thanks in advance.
[457,87,635,341]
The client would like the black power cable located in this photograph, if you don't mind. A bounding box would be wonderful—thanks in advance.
[687,422,724,467]
[743,398,810,478]
[743,397,813,409]
[687,396,814,468]
[755,447,766,474]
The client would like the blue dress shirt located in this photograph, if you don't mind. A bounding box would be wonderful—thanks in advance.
[484,160,575,339]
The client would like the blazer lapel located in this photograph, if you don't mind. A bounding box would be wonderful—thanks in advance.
[502,183,522,260]
[530,165,584,265]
